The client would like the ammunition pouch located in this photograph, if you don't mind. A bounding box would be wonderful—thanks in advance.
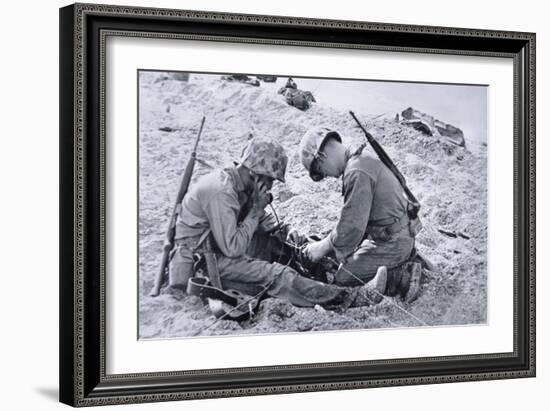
[171,230,213,286]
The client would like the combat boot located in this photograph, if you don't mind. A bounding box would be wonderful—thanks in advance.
[385,266,404,296]
[351,266,387,306]
[364,266,388,304]
[387,262,423,303]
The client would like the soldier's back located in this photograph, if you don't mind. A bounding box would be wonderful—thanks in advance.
[345,152,407,223]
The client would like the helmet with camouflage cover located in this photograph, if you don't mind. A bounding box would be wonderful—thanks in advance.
[299,127,342,173]
[239,138,288,183]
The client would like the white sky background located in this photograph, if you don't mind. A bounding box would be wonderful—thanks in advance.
[190,72,488,145]
[298,78,488,144]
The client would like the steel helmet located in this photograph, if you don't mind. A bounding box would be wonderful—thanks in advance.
[239,138,288,183]
[299,127,342,173]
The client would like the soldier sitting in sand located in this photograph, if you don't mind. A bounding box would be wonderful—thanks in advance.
[298,127,424,302]
[169,138,388,309]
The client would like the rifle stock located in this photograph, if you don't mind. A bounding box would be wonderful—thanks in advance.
[150,117,206,297]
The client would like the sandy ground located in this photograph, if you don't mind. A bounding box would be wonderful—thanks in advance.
[138,72,487,338]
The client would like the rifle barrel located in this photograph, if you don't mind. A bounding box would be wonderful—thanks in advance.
[150,116,206,297]
[193,117,206,152]
[349,111,373,142]
[349,111,420,209]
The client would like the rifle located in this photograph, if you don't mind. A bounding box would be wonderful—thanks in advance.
[149,117,206,297]
[349,111,420,219]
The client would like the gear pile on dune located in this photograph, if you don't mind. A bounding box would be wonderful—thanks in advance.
[138,72,487,338]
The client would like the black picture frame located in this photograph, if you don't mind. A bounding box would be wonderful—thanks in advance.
[59,3,535,407]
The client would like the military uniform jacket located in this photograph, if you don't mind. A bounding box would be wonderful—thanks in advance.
[329,149,409,262]
[175,167,275,258]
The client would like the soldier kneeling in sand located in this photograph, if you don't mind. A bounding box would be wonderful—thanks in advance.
[298,127,424,303]
[169,138,388,310]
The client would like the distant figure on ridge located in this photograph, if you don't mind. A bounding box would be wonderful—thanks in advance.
[278,77,316,111]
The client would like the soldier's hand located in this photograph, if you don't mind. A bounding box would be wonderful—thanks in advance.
[252,177,272,214]
[360,239,377,251]
[303,238,331,263]
[354,239,377,256]
[287,229,308,246]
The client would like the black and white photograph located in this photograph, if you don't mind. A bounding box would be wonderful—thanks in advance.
[138,70,488,339]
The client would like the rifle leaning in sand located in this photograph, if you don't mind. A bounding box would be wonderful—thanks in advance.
[149,117,206,297]
[349,110,421,220]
